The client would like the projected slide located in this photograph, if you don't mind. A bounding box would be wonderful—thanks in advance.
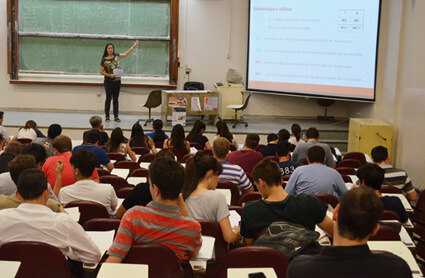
[247,0,381,100]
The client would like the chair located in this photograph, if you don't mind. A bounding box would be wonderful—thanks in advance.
[83,218,121,237]
[139,152,156,163]
[0,241,72,278]
[229,144,237,152]
[131,147,150,156]
[369,225,401,241]
[155,141,164,148]
[380,186,403,194]
[255,144,267,151]
[227,93,252,128]
[99,175,130,193]
[190,142,203,150]
[116,186,134,198]
[123,243,182,278]
[262,155,279,163]
[140,90,162,126]
[336,167,356,175]
[107,153,126,163]
[198,220,228,260]
[180,154,194,163]
[202,149,213,157]
[64,200,110,226]
[217,246,290,278]
[343,152,367,165]
[168,149,184,162]
[337,159,362,169]
[381,210,401,222]
[217,181,240,206]
[229,205,243,216]
[314,194,339,209]
[301,158,309,165]
[114,160,141,175]
[96,167,110,177]
[184,81,204,90]
[17,138,33,144]
[238,192,262,206]
[340,174,352,183]
[130,168,150,178]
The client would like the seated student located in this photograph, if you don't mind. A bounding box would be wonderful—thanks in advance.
[0,168,102,277]
[183,152,240,244]
[276,141,304,176]
[128,122,157,154]
[58,150,118,214]
[372,145,417,202]
[0,134,4,152]
[163,124,190,155]
[356,163,408,223]
[288,123,304,146]
[73,131,114,171]
[240,159,334,245]
[4,141,23,155]
[42,135,100,193]
[105,128,137,162]
[83,116,109,146]
[145,119,169,143]
[226,134,263,174]
[115,149,175,219]
[15,120,45,140]
[213,137,253,194]
[213,120,238,149]
[287,187,412,278]
[259,133,279,157]
[292,127,336,168]
[285,146,347,200]
[106,157,202,262]
[0,111,11,145]
[32,124,62,157]
[0,152,17,196]
[186,120,212,150]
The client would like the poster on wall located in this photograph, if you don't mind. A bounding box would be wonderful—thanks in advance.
[204,97,218,111]
[172,107,187,126]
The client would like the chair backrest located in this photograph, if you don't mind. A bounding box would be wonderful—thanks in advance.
[202,149,213,157]
[170,149,184,162]
[229,144,237,152]
[282,175,291,182]
[183,81,204,90]
[217,181,240,206]
[83,218,121,237]
[198,220,228,260]
[116,186,134,198]
[154,141,164,148]
[17,138,33,144]
[238,93,252,111]
[115,160,141,175]
[139,153,156,163]
[369,225,401,241]
[99,175,130,193]
[123,243,182,278]
[255,144,267,151]
[131,147,150,156]
[96,167,110,177]
[190,142,203,150]
[180,154,194,163]
[64,200,110,225]
[262,156,279,163]
[414,191,425,222]
[238,192,262,206]
[130,168,150,178]
[340,174,352,183]
[314,194,339,209]
[144,90,162,108]
[380,186,403,194]
[229,205,243,216]
[0,241,72,278]
[343,152,367,165]
[107,153,126,163]
[337,159,362,169]
[217,246,289,278]
[380,210,401,222]
[336,167,356,175]
[301,158,309,165]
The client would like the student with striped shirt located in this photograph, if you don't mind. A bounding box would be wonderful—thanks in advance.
[213,137,253,194]
[371,145,417,202]
[106,157,202,262]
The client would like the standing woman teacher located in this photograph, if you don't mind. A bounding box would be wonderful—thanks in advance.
[100,40,139,122]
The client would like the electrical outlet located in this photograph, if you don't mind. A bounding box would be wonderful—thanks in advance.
[97,93,102,103]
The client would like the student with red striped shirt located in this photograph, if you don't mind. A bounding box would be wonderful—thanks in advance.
[106,157,202,262]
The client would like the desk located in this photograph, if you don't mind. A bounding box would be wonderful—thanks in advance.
[162,90,219,126]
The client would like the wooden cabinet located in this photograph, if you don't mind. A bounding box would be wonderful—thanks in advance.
[348,118,393,158]
[215,83,244,120]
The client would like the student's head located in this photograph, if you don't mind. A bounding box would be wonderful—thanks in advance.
[4,141,23,155]
[337,187,383,241]
[22,143,47,167]
[52,135,72,154]
[213,137,230,159]
[8,155,37,185]
[154,149,175,160]
[356,163,385,190]
[131,122,145,139]
[85,130,101,144]
[251,159,282,188]
[17,168,48,201]
[0,111,4,123]
[149,157,184,200]
[215,121,233,141]
[24,120,37,129]
[153,119,163,131]
[371,145,388,163]
[182,152,223,199]
[245,134,260,150]
[276,141,292,158]
[277,129,290,141]
[306,127,319,139]
[89,116,103,129]
[171,124,185,140]
[103,43,115,57]
[291,123,302,141]
[307,146,325,164]
[107,128,125,152]
[0,152,16,174]
[187,120,206,142]
[70,149,97,178]
[47,124,62,140]
[152,119,166,143]
[267,133,278,143]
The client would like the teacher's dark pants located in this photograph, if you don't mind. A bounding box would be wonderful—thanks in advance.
[104,79,121,118]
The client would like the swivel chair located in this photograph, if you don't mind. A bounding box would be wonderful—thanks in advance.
[227,93,252,128]
[139,90,162,126]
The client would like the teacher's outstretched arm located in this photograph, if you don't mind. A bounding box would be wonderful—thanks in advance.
[120,40,139,58]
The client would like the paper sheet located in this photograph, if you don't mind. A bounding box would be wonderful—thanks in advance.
[191,97,201,111]
[127,177,146,185]
[64,207,80,222]
[0,261,21,278]
[113,69,124,77]
[139,162,150,169]
[194,236,215,260]
[228,268,277,278]
[98,263,148,278]
[216,188,231,206]
[86,230,115,253]
[229,210,241,228]
[111,168,130,179]
[204,97,218,111]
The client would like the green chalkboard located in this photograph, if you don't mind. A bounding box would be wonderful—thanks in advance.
[16,0,171,78]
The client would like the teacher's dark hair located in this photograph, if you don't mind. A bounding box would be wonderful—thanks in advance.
[103,43,115,58]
